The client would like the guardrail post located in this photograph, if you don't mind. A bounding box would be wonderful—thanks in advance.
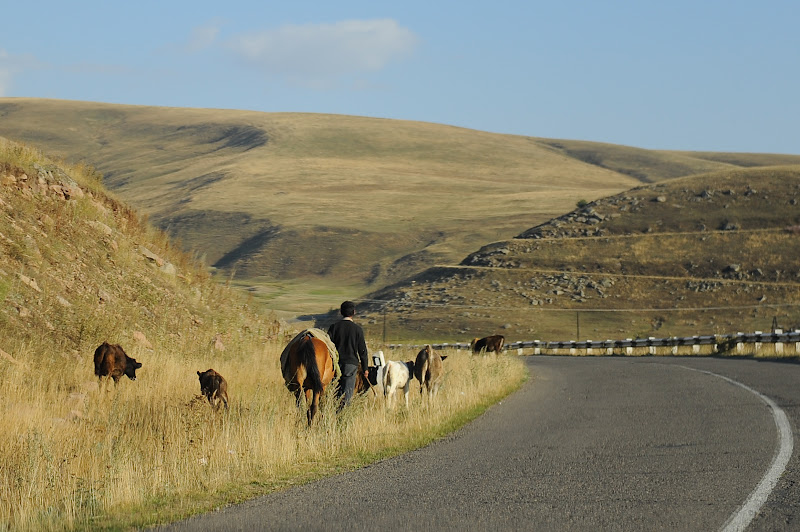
[625,339,633,356]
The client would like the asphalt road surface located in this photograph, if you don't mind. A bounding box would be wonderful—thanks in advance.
[155,356,800,531]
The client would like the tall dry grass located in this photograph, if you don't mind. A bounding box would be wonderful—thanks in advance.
[0,342,524,531]
[0,137,529,531]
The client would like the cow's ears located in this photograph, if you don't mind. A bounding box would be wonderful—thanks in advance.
[441,355,448,361]
[136,362,143,368]
[197,371,201,376]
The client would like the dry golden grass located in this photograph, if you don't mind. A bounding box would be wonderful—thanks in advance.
[0,137,526,531]
[0,345,524,531]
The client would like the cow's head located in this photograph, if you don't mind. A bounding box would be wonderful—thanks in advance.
[125,356,142,380]
[405,360,415,376]
[197,369,218,391]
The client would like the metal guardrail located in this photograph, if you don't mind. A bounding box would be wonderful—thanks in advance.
[386,330,800,352]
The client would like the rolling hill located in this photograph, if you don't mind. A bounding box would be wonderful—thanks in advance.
[3,98,799,319]
[357,166,800,342]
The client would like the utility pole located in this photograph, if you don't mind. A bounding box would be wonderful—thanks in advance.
[382,305,387,345]
[576,311,580,340]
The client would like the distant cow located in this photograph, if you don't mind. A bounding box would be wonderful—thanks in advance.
[383,359,416,408]
[197,368,229,411]
[471,335,505,355]
[414,345,447,398]
[93,342,142,386]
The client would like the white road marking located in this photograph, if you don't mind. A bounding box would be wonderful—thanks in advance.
[680,366,793,532]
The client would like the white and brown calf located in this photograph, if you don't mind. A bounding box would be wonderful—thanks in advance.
[382,359,415,408]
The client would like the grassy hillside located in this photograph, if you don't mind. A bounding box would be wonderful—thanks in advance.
[0,136,274,528]
[4,98,799,318]
[358,166,800,342]
[0,137,525,531]
[0,136,274,362]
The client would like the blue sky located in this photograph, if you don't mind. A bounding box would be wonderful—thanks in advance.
[2,1,798,154]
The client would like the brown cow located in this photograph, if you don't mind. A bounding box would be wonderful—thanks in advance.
[470,335,505,355]
[413,344,447,398]
[197,368,229,411]
[93,342,142,386]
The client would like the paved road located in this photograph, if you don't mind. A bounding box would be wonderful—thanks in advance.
[156,356,800,531]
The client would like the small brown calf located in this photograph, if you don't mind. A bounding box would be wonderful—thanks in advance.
[197,368,229,411]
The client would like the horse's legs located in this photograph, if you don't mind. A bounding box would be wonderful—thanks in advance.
[306,388,317,425]
[429,380,441,399]
[293,388,303,408]
[385,385,394,408]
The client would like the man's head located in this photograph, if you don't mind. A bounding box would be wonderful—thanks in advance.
[340,300,356,317]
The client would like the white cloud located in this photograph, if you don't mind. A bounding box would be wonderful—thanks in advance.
[0,49,37,97]
[184,22,221,53]
[160,21,223,56]
[226,19,418,82]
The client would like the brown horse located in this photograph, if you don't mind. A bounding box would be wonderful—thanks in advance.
[282,332,335,425]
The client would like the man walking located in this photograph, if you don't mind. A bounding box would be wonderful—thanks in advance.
[327,300,369,407]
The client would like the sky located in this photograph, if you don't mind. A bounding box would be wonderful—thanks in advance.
[1,1,798,154]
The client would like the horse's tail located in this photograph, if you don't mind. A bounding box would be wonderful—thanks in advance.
[418,359,430,393]
[382,362,390,396]
[299,337,324,394]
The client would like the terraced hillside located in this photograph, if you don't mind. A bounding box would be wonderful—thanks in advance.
[3,98,800,317]
[359,166,800,342]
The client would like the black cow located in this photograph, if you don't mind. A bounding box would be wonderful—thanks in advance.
[470,335,505,354]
